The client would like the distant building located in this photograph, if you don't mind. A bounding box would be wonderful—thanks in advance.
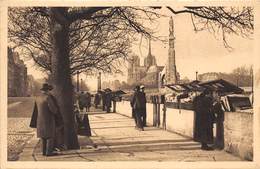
[8,48,28,97]
[127,16,180,88]
[127,38,164,87]
[198,72,220,82]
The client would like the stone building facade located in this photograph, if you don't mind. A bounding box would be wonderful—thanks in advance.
[127,17,180,88]
[127,39,164,87]
[8,48,29,97]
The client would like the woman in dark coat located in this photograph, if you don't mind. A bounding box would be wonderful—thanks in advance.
[193,89,215,150]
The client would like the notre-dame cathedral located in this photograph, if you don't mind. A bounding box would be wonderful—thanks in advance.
[127,16,180,88]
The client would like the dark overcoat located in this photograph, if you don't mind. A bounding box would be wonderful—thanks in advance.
[94,94,101,105]
[78,93,88,108]
[34,93,58,138]
[105,92,112,108]
[140,92,147,116]
[193,94,214,144]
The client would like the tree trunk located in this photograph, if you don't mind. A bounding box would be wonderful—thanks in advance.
[50,8,79,149]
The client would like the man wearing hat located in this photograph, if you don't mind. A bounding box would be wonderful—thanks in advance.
[140,85,147,127]
[193,88,215,150]
[131,85,145,131]
[32,83,59,156]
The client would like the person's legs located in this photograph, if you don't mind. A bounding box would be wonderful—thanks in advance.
[135,110,144,130]
[42,138,47,156]
[106,105,111,113]
[46,138,55,156]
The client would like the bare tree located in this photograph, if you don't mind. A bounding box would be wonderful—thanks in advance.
[167,6,253,49]
[8,6,253,149]
[9,7,159,75]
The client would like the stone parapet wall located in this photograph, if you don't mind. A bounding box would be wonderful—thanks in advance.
[116,101,253,161]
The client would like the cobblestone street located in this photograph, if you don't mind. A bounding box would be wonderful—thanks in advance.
[8,97,35,161]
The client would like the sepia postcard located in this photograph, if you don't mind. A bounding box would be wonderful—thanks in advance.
[1,0,260,169]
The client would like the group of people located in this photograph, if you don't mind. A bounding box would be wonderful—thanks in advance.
[30,81,224,156]
[130,85,147,131]
[77,89,116,113]
[193,88,224,150]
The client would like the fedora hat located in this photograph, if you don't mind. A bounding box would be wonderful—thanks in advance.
[40,83,53,91]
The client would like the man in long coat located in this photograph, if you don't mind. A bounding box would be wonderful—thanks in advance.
[94,92,101,108]
[78,91,88,112]
[105,90,112,113]
[85,92,91,112]
[131,85,145,131]
[193,89,215,150]
[33,83,59,156]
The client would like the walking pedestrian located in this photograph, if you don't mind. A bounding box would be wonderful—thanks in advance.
[193,88,215,150]
[131,85,144,131]
[94,92,101,108]
[32,83,59,156]
[85,92,91,112]
[105,88,112,113]
[140,85,147,127]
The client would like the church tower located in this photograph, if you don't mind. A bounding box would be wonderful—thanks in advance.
[144,38,157,69]
[165,16,178,84]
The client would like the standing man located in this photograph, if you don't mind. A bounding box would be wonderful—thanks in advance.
[131,85,144,131]
[140,85,147,127]
[105,89,112,113]
[85,92,91,112]
[94,92,101,108]
[33,83,59,156]
[193,88,215,150]
[78,91,88,112]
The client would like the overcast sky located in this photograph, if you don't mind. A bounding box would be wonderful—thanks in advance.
[24,7,254,90]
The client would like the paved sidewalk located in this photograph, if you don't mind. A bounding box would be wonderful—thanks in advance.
[19,112,242,161]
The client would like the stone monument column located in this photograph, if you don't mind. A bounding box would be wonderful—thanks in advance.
[97,72,101,91]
